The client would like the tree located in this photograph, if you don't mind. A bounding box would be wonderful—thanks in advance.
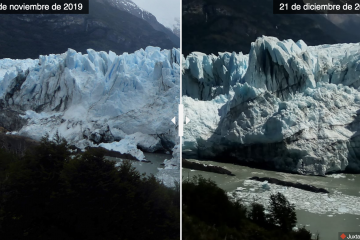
[249,202,267,227]
[268,192,297,232]
[0,136,180,240]
[293,226,313,240]
[183,175,246,229]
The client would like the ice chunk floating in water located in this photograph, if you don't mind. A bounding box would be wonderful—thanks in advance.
[230,180,360,216]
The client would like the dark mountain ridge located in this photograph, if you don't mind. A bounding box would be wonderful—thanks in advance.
[182,0,360,56]
[0,0,179,59]
[106,0,180,44]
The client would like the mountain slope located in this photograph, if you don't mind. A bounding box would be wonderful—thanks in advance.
[0,0,179,59]
[182,0,360,56]
[106,0,180,45]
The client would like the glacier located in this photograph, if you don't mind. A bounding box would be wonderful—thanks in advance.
[0,46,180,186]
[183,36,360,175]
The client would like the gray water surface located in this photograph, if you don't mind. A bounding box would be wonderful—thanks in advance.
[183,159,360,240]
[106,152,171,176]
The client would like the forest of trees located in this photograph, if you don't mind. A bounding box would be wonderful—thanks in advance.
[183,175,317,240]
[0,134,179,240]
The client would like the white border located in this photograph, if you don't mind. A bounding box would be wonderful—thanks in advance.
[179,0,183,238]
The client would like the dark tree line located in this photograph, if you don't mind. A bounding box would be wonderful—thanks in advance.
[0,134,179,240]
[183,175,316,240]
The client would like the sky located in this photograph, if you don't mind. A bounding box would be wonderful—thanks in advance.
[131,0,180,28]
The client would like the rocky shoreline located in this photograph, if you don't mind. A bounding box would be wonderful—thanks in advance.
[0,133,38,156]
[249,176,329,194]
[0,133,150,162]
[86,146,151,162]
[182,159,235,176]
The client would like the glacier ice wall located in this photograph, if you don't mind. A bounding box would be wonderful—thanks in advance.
[183,36,360,175]
[182,51,248,100]
[0,47,180,180]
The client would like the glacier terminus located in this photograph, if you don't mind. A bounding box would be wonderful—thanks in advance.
[0,46,180,187]
[183,36,360,176]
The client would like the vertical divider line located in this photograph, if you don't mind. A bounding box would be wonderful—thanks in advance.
[179,0,183,238]
[179,104,184,137]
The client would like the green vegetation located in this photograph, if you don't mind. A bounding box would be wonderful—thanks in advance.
[268,192,297,232]
[0,134,179,240]
[183,175,316,240]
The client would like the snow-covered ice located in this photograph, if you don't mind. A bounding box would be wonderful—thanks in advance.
[99,136,146,161]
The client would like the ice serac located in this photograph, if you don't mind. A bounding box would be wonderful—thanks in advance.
[183,36,360,175]
[244,37,316,100]
[182,51,248,100]
[0,47,180,186]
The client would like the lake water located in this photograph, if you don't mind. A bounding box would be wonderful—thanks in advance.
[183,159,360,240]
[106,152,171,176]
